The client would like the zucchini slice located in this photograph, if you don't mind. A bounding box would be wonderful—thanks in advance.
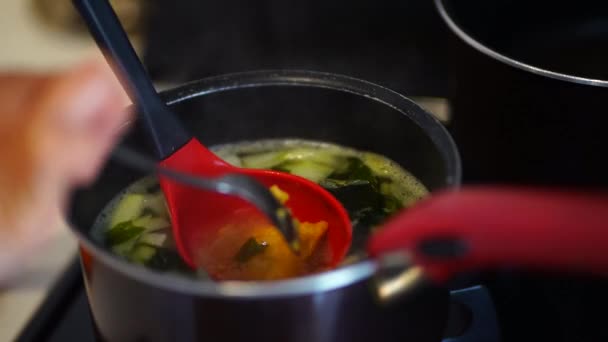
[241,150,288,169]
[110,194,146,227]
[241,148,342,170]
[281,148,342,168]
[143,192,169,218]
[221,154,243,167]
[138,232,168,247]
[132,215,170,232]
[281,160,334,183]
[130,244,157,264]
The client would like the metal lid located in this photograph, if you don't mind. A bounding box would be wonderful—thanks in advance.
[435,0,608,87]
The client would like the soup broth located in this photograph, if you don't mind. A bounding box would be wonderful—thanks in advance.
[93,139,428,280]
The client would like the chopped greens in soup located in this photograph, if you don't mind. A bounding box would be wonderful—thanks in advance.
[94,139,428,280]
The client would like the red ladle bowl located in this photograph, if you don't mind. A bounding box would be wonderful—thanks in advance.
[160,139,351,267]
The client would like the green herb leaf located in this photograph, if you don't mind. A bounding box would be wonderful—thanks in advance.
[329,157,377,187]
[319,178,369,189]
[235,238,269,263]
[106,221,145,246]
[145,248,191,272]
[383,195,404,215]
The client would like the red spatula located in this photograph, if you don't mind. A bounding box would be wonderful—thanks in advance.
[74,0,351,268]
[368,186,608,283]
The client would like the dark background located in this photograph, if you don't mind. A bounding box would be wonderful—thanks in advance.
[143,0,451,98]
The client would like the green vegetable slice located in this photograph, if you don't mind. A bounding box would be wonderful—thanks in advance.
[138,232,167,247]
[279,160,334,183]
[130,244,157,264]
[382,194,404,215]
[111,241,137,256]
[241,151,288,168]
[110,194,146,227]
[241,148,343,170]
[221,154,243,167]
[281,148,342,168]
[235,238,268,263]
[320,178,369,189]
[106,221,145,246]
[132,215,170,232]
[144,192,169,218]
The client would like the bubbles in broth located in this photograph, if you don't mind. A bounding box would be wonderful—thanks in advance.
[93,139,428,280]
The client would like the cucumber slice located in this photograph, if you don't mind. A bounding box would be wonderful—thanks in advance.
[144,192,168,218]
[383,194,404,214]
[282,160,334,183]
[220,154,243,167]
[132,215,170,232]
[138,232,167,247]
[106,221,145,246]
[130,244,157,264]
[112,239,137,256]
[380,182,393,196]
[110,194,146,227]
[281,148,342,168]
[362,153,391,175]
[330,157,376,184]
[242,147,343,170]
[241,150,288,168]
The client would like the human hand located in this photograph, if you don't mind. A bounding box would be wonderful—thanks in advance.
[0,58,131,284]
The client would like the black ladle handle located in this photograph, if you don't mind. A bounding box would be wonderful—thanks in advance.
[73,0,191,159]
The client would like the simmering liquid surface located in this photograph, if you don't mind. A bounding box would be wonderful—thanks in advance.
[93,139,428,280]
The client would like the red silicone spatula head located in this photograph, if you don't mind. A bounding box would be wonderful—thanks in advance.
[160,139,352,268]
[368,186,608,283]
[75,0,352,270]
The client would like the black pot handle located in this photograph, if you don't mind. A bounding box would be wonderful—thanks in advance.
[443,285,501,342]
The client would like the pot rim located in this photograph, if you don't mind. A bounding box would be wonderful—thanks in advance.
[71,69,461,298]
[435,0,608,88]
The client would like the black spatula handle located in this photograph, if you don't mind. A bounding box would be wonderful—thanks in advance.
[73,0,191,159]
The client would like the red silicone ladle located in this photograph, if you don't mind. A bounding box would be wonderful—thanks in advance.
[368,186,608,283]
[74,0,351,268]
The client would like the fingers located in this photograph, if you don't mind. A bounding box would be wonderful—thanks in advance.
[0,74,51,121]
[31,58,133,188]
[0,58,133,285]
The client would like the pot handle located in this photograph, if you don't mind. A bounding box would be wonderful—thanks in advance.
[443,285,500,342]
[368,186,608,283]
